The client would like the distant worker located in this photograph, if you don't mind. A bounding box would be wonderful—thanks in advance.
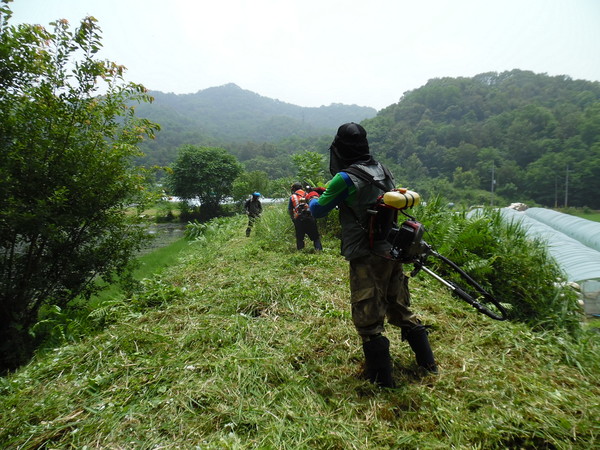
[307,122,437,388]
[244,192,262,237]
[288,183,322,251]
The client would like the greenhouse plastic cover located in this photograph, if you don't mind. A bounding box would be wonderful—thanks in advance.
[500,208,600,283]
[524,207,600,253]
[500,208,600,315]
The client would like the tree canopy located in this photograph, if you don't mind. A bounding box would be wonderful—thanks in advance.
[0,2,158,372]
[167,145,242,219]
[291,151,326,187]
[363,70,600,208]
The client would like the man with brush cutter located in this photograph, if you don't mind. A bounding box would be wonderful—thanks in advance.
[306,122,437,388]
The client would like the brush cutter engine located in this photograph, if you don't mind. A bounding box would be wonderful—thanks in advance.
[386,219,428,263]
[386,213,508,321]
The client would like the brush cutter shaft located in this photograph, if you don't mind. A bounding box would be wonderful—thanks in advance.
[417,249,508,321]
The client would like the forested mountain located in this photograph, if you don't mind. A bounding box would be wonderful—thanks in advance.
[137,71,600,208]
[135,83,377,167]
[362,70,600,208]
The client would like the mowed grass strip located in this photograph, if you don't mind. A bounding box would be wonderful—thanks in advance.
[1,208,598,449]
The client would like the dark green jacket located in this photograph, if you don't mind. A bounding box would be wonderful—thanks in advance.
[310,162,394,260]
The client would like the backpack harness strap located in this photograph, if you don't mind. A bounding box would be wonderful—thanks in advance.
[343,165,393,193]
[342,164,396,248]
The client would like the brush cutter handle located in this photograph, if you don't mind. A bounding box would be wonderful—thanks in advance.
[417,249,508,321]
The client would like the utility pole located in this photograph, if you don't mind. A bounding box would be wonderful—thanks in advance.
[490,161,496,207]
[564,165,569,208]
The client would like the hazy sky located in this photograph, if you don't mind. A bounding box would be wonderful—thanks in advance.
[8,0,600,110]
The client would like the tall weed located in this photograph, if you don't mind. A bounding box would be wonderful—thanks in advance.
[415,197,582,333]
[252,204,296,252]
[185,215,240,242]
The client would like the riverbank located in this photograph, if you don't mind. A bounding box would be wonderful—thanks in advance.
[139,222,187,255]
[90,229,192,307]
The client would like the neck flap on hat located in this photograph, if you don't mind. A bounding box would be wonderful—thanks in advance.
[329,144,375,176]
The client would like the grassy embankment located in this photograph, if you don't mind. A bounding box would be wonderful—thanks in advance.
[1,205,599,449]
[573,211,600,222]
[89,227,188,307]
[559,208,600,223]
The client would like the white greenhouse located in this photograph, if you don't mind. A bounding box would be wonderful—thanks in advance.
[500,207,600,316]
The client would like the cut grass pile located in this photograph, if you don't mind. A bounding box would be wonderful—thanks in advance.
[1,207,598,448]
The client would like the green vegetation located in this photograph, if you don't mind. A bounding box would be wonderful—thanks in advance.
[134,84,377,167]
[25,225,190,358]
[138,70,600,211]
[577,212,600,222]
[364,70,600,209]
[416,199,582,333]
[91,235,191,306]
[1,205,598,448]
[2,6,600,448]
[167,145,242,220]
[559,208,600,223]
[0,3,158,372]
[291,151,327,187]
[232,171,270,203]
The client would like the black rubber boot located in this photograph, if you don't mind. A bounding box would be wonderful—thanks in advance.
[405,326,438,374]
[362,335,396,388]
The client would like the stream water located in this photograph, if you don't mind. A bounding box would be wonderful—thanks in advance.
[139,223,187,255]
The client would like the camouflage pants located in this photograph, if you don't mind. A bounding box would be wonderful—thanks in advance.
[349,254,421,337]
[246,214,259,236]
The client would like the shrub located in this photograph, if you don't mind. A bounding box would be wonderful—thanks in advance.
[0,5,159,372]
[416,197,582,333]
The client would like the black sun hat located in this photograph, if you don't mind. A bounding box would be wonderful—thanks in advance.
[331,122,369,159]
